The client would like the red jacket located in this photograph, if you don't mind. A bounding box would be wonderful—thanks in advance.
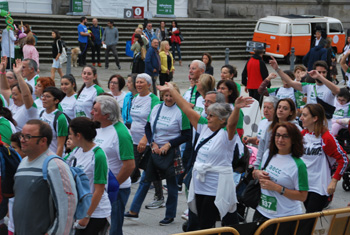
[241,54,268,89]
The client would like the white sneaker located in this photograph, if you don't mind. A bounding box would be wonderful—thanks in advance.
[181,209,189,221]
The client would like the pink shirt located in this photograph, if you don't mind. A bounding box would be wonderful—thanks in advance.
[23,44,39,68]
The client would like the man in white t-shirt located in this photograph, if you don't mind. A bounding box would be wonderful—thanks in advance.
[22,59,39,100]
[91,96,134,235]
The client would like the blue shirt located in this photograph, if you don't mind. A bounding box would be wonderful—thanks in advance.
[78,24,88,43]
[122,92,134,125]
[89,25,104,45]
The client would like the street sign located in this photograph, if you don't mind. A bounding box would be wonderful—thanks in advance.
[132,6,144,19]
[124,8,133,18]
[157,0,174,15]
[73,0,83,13]
[0,1,9,11]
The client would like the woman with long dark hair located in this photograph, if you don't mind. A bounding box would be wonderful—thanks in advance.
[131,34,146,73]
[202,53,213,75]
[60,74,77,120]
[75,65,104,118]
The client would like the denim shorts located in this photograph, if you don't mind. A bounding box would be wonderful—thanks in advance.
[52,58,61,68]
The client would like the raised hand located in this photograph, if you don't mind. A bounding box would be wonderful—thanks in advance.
[234,96,254,109]
[156,82,174,92]
[269,56,279,70]
[13,59,23,75]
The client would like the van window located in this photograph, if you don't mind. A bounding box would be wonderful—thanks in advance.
[257,22,279,33]
[329,23,343,33]
[292,24,310,34]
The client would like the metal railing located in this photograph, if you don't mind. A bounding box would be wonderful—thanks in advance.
[173,227,240,235]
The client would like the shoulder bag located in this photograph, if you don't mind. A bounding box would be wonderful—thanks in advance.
[240,153,273,209]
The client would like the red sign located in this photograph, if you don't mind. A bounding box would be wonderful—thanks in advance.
[132,6,144,19]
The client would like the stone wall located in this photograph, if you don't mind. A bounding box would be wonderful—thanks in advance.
[189,0,350,32]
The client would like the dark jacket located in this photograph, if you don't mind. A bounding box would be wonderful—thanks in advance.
[144,46,161,77]
[88,25,104,45]
[302,47,327,71]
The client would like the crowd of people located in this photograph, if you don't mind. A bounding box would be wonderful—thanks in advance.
[0,19,349,235]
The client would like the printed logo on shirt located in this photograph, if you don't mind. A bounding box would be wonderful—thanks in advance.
[334,109,344,117]
[304,142,322,155]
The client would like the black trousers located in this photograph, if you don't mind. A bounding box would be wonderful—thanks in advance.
[79,42,88,66]
[75,218,108,235]
[91,43,101,63]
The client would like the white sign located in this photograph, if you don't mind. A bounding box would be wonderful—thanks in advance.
[92,0,146,17]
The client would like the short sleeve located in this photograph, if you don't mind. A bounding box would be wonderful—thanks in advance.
[57,113,69,137]
[115,122,134,161]
[94,148,108,184]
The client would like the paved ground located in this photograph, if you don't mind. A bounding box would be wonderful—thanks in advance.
[36,59,350,234]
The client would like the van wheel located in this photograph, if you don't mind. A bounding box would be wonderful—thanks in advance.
[284,54,298,65]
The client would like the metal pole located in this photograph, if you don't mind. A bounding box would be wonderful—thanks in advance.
[225,48,229,65]
[66,47,72,75]
[290,47,295,71]
[8,28,11,69]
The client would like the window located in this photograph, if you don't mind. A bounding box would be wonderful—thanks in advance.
[292,24,310,34]
[257,23,279,34]
[329,23,343,33]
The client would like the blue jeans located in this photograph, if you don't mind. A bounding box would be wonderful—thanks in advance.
[130,171,178,219]
[171,42,181,61]
[110,188,130,235]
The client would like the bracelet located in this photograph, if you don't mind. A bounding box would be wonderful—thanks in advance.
[0,71,5,74]
[280,186,285,195]
[85,214,91,219]
[168,142,171,148]
[275,67,281,73]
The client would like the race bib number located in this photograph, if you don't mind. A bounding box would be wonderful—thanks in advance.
[259,193,277,214]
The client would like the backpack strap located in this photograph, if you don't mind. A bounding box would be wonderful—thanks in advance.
[39,110,45,117]
[53,111,63,133]
[42,155,63,180]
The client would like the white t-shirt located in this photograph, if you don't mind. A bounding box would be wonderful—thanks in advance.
[301,130,337,196]
[34,98,44,114]
[193,116,237,196]
[257,152,308,218]
[183,86,192,102]
[268,87,296,103]
[130,93,159,145]
[257,118,270,141]
[0,94,8,107]
[39,109,69,155]
[75,84,104,118]
[149,103,190,147]
[109,91,126,111]
[70,146,111,218]
[11,103,38,131]
[95,122,134,189]
[60,94,77,120]
[25,74,39,100]
[193,95,206,117]
[333,100,350,119]
[302,83,335,105]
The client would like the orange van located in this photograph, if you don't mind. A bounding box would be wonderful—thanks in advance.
[251,15,346,63]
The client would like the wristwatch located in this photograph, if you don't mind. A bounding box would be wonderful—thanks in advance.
[280,186,285,195]
[85,214,91,219]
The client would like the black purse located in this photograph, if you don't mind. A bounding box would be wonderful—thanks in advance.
[241,154,273,209]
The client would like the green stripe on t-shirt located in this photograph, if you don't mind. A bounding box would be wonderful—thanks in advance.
[93,146,108,184]
[180,108,190,130]
[55,111,69,136]
[0,118,13,145]
[114,122,134,161]
[292,156,309,191]
[150,93,160,109]
[94,84,105,96]
[198,116,208,125]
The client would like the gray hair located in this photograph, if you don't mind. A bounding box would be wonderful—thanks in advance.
[206,91,226,103]
[192,60,206,72]
[263,96,279,108]
[207,103,232,126]
[95,95,122,123]
[23,58,38,73]
[136,73,152,86]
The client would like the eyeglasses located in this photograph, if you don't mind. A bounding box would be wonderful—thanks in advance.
[275,134,290,140]
[41,95,54,99]
[20,134,45,142]
[109,81,118,85]
[202,100,215,105]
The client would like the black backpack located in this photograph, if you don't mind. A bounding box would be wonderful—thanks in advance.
[0,141,22,198]
[39,110,71,133]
